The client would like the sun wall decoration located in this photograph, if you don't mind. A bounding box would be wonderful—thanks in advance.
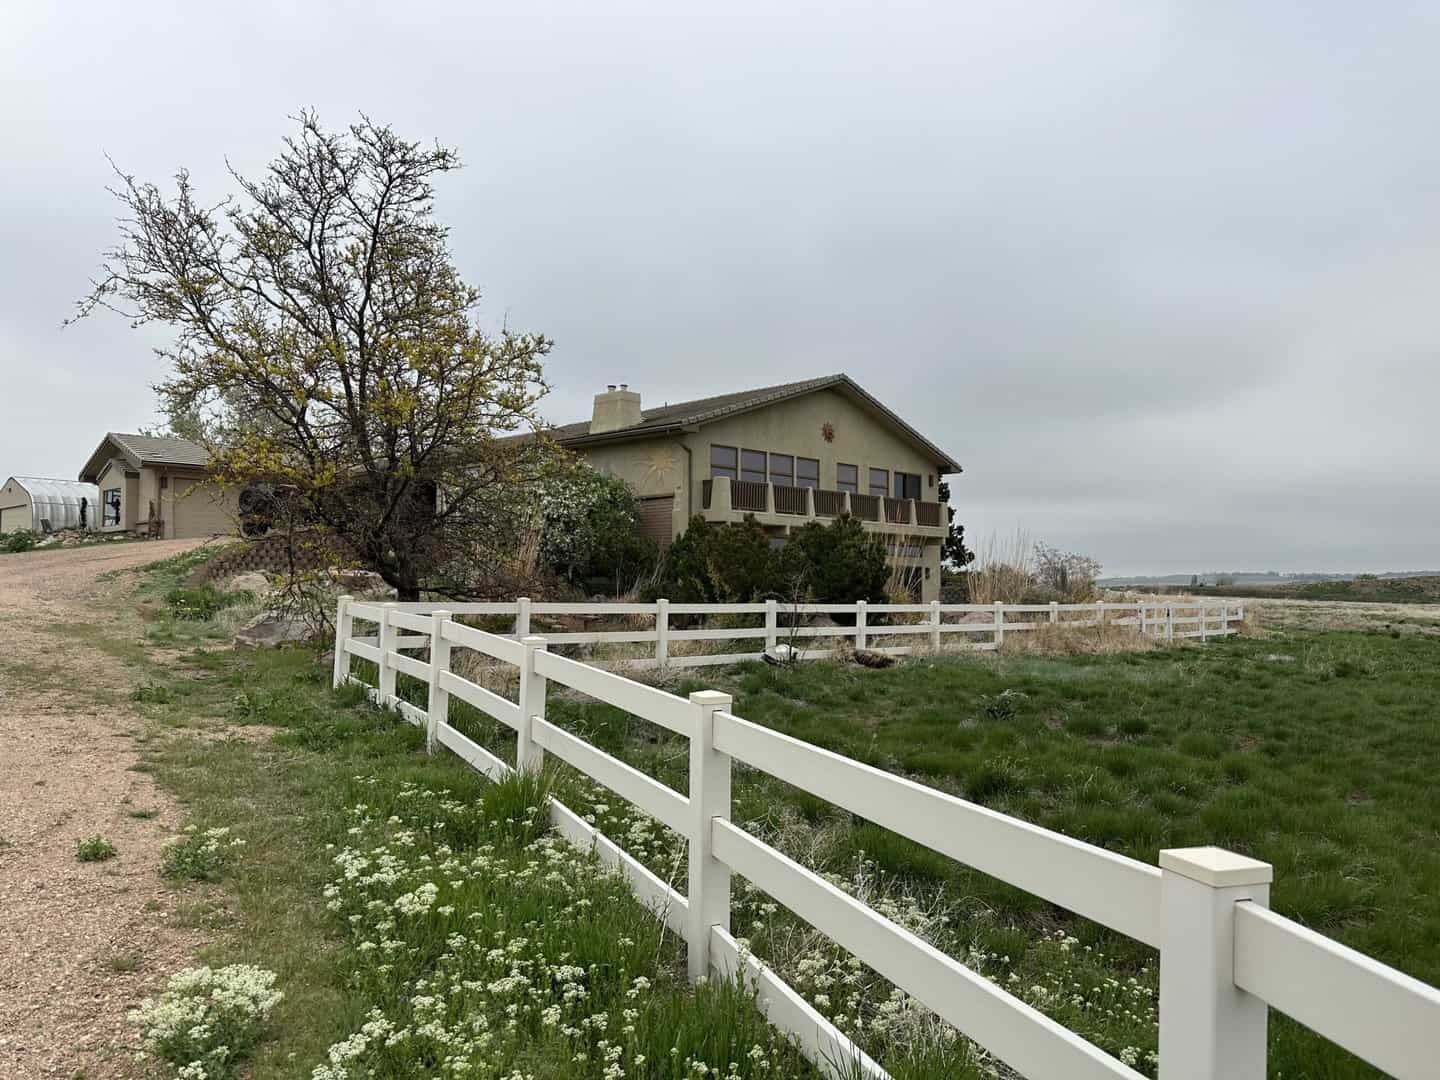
[635,446,678,492]
[822,422,835,442]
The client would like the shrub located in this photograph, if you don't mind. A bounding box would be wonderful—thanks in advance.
[165,584,253,621]
[647,513,889,605]
[131,964,282,1079]
[787,515,889,604]
[538,465,659,595]
[77,835,117,862]
[1,530,39,553]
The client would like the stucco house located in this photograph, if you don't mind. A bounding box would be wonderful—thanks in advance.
[78,433,237,540]
[546,374,960,602]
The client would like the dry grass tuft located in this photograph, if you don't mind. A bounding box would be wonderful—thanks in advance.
[999,622,1161,656]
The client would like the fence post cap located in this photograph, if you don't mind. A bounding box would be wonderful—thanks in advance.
[1160,846,1273,887]
[520,634,548,649]
[689,689,733,708]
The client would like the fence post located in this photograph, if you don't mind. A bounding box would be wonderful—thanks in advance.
[425,610,451,754]
[764,598,778,653]
[378,602,397,702]
[516,635,548,773]
[930,599,941,650]
[656,599,670,670]
[1096,600,1105,630]
[332,594,354,688]
[1166,604,1175,641]
[1049,600,1059,625]
[516,596,531,639]
[993,601,1004,648]
[687,689,733,982]
[1158,846,1272,1079]
[855,600,868,651]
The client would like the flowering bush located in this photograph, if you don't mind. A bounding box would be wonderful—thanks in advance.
[131,964,282,1079]
[162,826,247,882]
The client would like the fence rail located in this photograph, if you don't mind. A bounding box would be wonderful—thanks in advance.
[332,599,1440,1080]
[341,597,1243,673]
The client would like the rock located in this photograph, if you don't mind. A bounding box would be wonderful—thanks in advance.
[328,567,389,594]
[222,571,272,596]
[853,649,896,669]
[763,643,800,665]
[234,610,314,648]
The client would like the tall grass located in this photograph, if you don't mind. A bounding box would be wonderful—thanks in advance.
[963,530,1034,605]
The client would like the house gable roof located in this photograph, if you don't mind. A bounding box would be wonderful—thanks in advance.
[543,374,961,472]
[79,433,211,483]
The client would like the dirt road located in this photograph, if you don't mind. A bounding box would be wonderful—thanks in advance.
[0,540,209,1079]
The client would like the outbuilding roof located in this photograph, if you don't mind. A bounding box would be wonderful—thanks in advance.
[541,373,961,472]
[79,432,211,483]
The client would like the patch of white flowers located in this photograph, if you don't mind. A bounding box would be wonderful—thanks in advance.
[311,778,797,1079]
[130,964,282,1080]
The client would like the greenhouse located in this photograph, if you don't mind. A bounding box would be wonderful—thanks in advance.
[0,476,101,533]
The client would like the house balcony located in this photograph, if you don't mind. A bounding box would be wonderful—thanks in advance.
[700,476,948,538]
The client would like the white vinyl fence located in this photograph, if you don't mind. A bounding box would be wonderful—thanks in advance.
[333,598,1439,1080]
[336,596,1244,673]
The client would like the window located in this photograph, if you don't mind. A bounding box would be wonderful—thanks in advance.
[895,472,921,500]
[741,449,767,484]
[796,457,819,488]
[102,488,121,527]
[836,463,858,493]
[869,468,889,497]
[769,453,793,487]
[710,445,737,481]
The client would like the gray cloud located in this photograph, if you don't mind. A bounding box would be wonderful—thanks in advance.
[2,1,1437,575]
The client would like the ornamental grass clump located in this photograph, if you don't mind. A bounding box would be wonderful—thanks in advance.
[131,964,282,1079]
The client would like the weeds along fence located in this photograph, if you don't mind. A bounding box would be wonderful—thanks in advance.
[340,597,1243,672]
[333,596,1439,1080]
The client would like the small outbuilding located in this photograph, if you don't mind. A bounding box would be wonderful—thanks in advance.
[0,476,101,533]
[78,432,237,540]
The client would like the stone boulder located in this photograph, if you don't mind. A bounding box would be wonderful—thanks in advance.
[235,610,315,648]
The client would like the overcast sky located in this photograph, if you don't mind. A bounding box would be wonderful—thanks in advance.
[2,2,1437,575]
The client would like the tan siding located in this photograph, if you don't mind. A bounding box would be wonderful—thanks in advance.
[1,501,32,532]
[168,477,237,539]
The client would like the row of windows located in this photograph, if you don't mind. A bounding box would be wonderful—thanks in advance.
[713,446,922,499]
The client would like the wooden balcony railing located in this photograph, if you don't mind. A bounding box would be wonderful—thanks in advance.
[731,480,770,513]
[701,477,947,533]
[773,484,809,514]
[849,493,881,521]
[884,497,912,524]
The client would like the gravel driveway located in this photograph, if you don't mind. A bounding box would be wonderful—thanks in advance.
[0,540,212,1079]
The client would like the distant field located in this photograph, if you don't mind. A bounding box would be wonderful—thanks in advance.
[1137,574,1440,605]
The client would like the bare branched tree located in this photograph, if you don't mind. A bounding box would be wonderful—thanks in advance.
[75,112,560,600]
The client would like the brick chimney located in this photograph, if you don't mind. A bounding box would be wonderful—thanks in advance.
[591,383,642,434]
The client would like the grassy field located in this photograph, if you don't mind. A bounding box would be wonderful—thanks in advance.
[78,551,1440,1078]
[1141,574,1440,605]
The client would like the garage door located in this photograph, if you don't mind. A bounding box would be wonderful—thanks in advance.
[637,495,675,549]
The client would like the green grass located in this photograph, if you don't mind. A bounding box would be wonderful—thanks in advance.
[422,630,1440,1078]
[65,547,1440,1078]
[76,835,118,862]
[1151,574,1440,604]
